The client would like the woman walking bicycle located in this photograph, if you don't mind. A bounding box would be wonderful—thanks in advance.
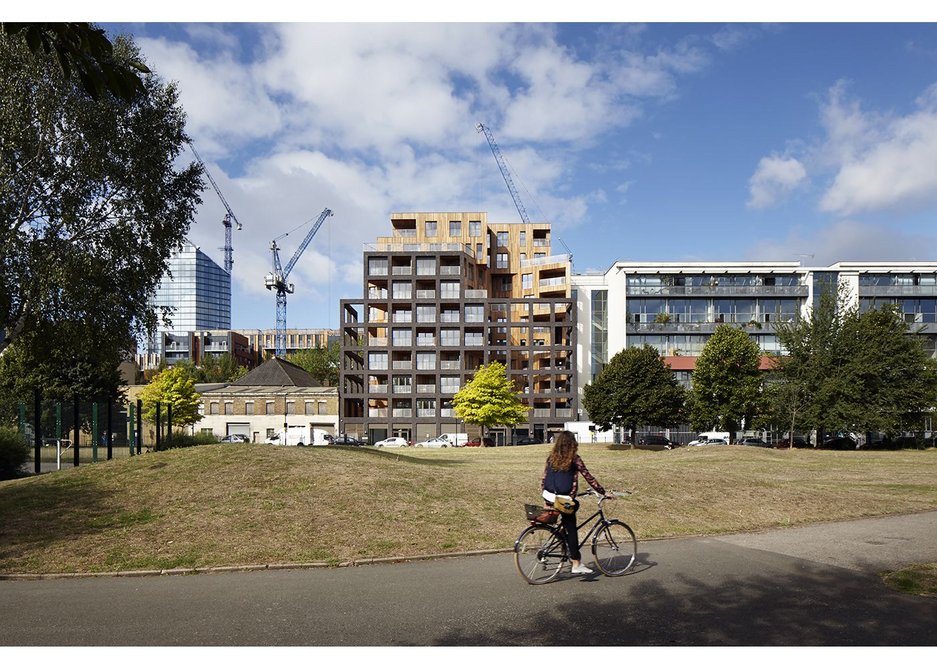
[540,430,605,575]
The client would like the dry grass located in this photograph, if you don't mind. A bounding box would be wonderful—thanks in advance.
[2,443,937,574]
[881,563,937,597]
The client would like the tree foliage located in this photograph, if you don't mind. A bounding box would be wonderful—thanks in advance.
[582,345,687,441]
[773,284,937,439]
[0,29,203,363]
[689,325,765,438]
[287,342,340,386]
[0,23,150,101]
[452,362,529,431]
[198,353,248,384]
[139,366,201,427]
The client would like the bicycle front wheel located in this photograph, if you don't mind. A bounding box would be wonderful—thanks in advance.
[514,524,567,585]
[592,520,637,576]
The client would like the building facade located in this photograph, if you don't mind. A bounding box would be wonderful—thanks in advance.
[572,261,937,417]
[233,328,338,365]
[340,212,576,445]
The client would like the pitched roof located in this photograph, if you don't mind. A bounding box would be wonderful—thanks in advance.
[231,357,321,387]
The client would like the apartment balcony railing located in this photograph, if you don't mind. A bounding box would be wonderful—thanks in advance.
[416,409,436,418]
[627,285,808,296]
[369,384,388,394]
[465,289,487,298]
[392,409,412,418]
[439,266,461,275]
[860,285,937,296]
[440,361,461,369]
[369,337,388,346]
[392,385,412,394]
[521,253,569,268]
[393,292,413,300]
[439,408,455,417]
[532,239,550,247]
[539,277,567,289]
[416,384,437,393]
[392,314,413,323]
[392,360,412,369]
[392,266,412,275]
[369,409,388,418]
[440,386,460,394]
[395,230,417,237]
[368,242,465,252]
[440,313,460,322]
[417,338,438,347]
[439,291,460,299]
[416,290,436,299]
[555,408,573,418]
[531,408,552,417]
[368,289,388,299]
[627,320,784,333]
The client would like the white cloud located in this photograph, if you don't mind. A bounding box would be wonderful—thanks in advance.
[747,155,807,209]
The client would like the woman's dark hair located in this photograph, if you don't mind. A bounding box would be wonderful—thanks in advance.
[548,431,578,471]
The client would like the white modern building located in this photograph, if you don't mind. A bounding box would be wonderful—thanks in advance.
[572,261,937,418]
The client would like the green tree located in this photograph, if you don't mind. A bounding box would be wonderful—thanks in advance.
[0,23,149,101]
[0,30,203,361]
[198,353,248,383]
[139,366,201,428]
[689,325,765,440]
[774,284,937,441]
[452,362,529,435]
[582,345,687,443]
[287,343,340,386]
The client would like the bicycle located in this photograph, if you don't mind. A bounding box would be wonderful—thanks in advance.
[514,489,637,585]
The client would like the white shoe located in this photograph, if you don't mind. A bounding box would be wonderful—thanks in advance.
[571,563,593,575]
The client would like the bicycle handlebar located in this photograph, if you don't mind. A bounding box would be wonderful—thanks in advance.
[577,489,632,500]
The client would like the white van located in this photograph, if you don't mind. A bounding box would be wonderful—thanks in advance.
[688,431,731,446]
[266,427,332,446]
[437,433,469,447]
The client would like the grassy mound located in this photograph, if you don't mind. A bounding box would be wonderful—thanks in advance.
[2,444,937,574]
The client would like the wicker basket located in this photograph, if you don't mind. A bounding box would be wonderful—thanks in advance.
[525,503,559,525]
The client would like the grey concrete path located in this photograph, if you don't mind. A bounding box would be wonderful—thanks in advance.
[1,511,936,646]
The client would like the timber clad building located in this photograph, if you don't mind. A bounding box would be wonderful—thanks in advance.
[340,212,576,445]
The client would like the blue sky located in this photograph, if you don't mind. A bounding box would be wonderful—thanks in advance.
[96,18,937,331]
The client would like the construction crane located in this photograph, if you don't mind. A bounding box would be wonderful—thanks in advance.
[189,143,243,273]
[475,122,531,224]
[264,207,333,357]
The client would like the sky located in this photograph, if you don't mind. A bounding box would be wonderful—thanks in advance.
[89,10,937,332]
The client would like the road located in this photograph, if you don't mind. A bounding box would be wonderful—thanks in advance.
[1,512,936,645]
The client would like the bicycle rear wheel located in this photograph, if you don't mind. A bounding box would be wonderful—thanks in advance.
[592,520,637,576]
[514,524,567,585]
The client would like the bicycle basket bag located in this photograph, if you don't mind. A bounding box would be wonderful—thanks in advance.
[525,504,559,525]
[553,495,577,514]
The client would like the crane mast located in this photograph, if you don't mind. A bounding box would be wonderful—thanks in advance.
[475,122,531,224]
[264,207,333,358]
[189,143,243,273]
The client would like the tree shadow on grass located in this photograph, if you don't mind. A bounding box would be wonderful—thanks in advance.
[432,558,937,646]
[0,473,119,570]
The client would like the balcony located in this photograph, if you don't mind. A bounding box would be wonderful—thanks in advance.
[392,385,412,394]
[440,360,461,370]
[416,409,436,418]
[531,408,552,417]
[369,384,388,394]
[628,284,809,297]
[439,408,455,417]
[416,290,436,299]
[368,289,389,299]
[465,289,487,298]
[439,266,461,275]
[368,409,388,418]
[392,409,412,418]
[392,360,412,369]
[860,285,937,297]
[416,384,437,393]
[392,266,412,275]
[368,337,388,346]
[521,253,569,268]
[539,277,567,289]
[417,338,437,347]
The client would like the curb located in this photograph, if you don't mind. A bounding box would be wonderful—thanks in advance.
[0,548,514,581]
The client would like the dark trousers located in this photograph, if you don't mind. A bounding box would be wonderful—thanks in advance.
[560,501,581,561]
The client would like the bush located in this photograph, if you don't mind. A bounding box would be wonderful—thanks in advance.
[154,431,217,451]
[0,425,30,479]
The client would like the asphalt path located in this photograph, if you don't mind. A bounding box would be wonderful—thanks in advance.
[1,512,936,646]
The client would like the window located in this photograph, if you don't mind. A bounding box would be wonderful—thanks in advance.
[416,257,436,275]
[369,352,389,369]
[465,331,483,346]
[265,400,275,415]
[522,274,532,290]
[305,401,315,415]
[318,400,328,414]
[392,281,412,299]
[469,220,481,236]
[440,281,460,298]
[245,401,254,415]
[449,220,462,236]
[497,231,509,246]
[500,277,512,291]
[209,402,219,415]
[392,328,412,346]
[425,220,437,236]
[497,253,509,268]
[519,231,526,246]
[464,304,484,322]
[368,257,388,275]
[440,329,460,346]
[520,252,527,263]
[224,401,233,415]
[286,401,296,415]
[416,305,436,323]
[440,376,461,393]
[475,243,483,259]
[417,352,436,370]
[534,252,545,259]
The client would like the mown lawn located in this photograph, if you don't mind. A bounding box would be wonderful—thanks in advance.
[2,443,937,574]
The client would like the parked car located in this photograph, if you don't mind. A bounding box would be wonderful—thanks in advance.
[466,437,495,447]
[776,435,811,448]
[692,437,728,446]
[331,434,364,446]
[822,436,858,450]
[514,436,540,446]
[637,434,677,451]
[374,437,409,448]
[220,434,249,443]
[415,437,449,448]
[738,437,770,447]
[687,431,731,446]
